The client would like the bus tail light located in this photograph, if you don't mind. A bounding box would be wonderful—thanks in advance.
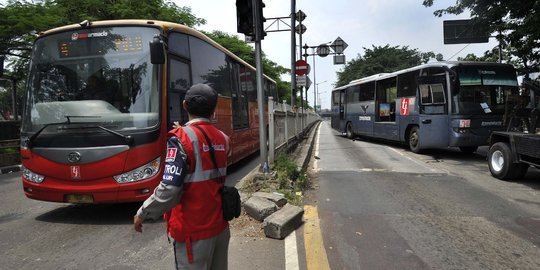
[459,119,471,128]
[22,165,45,183]
[114,157,161,184]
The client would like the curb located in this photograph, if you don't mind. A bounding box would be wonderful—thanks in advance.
[0,164,21,175]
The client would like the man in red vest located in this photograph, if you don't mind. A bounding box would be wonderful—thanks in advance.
[134,84,232,270]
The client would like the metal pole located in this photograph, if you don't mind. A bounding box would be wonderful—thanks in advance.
[313,53,316,112]
[11,79,18,121]
[290,0,296,106]
[254,0,268,169]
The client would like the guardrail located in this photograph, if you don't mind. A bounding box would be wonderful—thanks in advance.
[0,139,20,168]
[268,97,321,165]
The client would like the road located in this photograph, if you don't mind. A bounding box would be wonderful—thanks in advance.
[0,152,274,270]
[304,120,540,269]
[2,120,540,269]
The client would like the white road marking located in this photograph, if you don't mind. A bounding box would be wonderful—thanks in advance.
[285,230,299,270]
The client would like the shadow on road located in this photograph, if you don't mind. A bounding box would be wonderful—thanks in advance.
[35,202,163,225]
[337,133,540,190]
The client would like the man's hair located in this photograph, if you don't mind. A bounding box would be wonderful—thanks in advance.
[184,84,218,118]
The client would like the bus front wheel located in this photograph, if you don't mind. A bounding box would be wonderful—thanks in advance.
[488,142,528,180]
[408,126,421,153]
[346,122,354,139]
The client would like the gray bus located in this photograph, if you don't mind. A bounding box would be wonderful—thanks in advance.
[331,61,519,153]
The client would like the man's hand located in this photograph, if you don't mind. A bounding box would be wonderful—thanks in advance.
[134,215,144,233]
[173,121,181,129]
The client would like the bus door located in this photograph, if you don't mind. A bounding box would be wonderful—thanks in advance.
[417,73,449,148]
[331,89,346,131]
[168,57,191,128]
[374,77,398,140]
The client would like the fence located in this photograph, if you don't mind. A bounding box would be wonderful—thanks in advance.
[0,121,21,167]
[268,97,320,165]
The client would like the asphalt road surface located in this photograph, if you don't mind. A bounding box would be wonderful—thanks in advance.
[305,120,540,270]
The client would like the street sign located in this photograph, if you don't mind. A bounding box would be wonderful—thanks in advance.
[443,19,489,44]
[295,24,307,34]
[296,75,306,86]
[295,59,309,76]
[296,10,306,22]
[316,44,330,57]
[333,54,346,64]
[305,76,312,90]
[331,37,348,54]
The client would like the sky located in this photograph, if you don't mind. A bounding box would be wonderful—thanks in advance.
[175,0,499,109]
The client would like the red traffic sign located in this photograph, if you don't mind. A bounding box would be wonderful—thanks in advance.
[295,60,310,76]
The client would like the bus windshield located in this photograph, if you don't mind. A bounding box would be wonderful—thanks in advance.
[452,65,518,114]
[22,26,160,133]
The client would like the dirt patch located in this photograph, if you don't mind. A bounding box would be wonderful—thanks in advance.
[229,211,265,238]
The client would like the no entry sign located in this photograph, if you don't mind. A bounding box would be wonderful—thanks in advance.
[295,60,309,76]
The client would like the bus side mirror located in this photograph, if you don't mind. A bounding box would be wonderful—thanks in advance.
[0,55,5,77]
[150,36,165,65]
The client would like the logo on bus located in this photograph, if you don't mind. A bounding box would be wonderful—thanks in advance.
[400,98,410,116]
[70,166,81,179]
[166,148,177,162]
[67,152,81,163]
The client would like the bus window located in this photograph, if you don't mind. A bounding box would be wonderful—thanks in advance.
[397,71,417,97]
[168,33,190,59]
[347,85,360,103]
[376,77,397,122]
[332,91,340,106]
[360,81,375,101]
[189,36,231,97]
[168,58,191,126]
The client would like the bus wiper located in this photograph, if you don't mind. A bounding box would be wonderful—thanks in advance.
[28,121,69,148]
[95,125,133,146]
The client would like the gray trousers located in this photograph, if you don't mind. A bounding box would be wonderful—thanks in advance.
[173,227,230,270]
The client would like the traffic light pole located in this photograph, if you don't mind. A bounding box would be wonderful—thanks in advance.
[253,0,268,170]
[290,0,297,107]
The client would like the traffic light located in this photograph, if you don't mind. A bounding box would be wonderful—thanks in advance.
[255,0,266,41]
[236,0,254,36]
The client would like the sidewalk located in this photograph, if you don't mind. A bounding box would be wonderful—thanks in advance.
[0,164,21,175]
[228,121,320,270]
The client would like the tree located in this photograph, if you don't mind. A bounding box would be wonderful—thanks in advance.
[205,30,290,103]
[335,45,443,87]
[0,0,206,116]
[0,0,206,78]
[422,0,540,74]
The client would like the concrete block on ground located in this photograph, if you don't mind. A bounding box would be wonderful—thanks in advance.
[244,196,278,222]
[252,192,288,208]
[263,204,304,239]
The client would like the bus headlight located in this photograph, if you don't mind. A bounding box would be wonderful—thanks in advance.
[22,165,45,183]
[114,157,161,184]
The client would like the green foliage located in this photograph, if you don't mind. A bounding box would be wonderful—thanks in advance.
[0,0,206,79]
[204,30,290,102]
[272,154,308,206]
[335,45,442,87]
[423,0,540,74]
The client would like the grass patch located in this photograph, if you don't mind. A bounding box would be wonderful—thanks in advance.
[273,154,309,205]
[0,147,19,154]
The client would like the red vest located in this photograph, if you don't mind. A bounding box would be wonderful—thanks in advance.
[165,122,230,243]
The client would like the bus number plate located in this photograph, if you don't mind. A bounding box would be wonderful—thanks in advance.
[65,194,94,204]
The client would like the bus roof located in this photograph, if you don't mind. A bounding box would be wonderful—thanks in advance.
[334,60,515,91]
[39,19,276,83]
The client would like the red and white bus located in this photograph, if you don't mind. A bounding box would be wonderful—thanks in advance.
[20,20,277,204]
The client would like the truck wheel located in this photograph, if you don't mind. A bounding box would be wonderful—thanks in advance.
[488,142,520,180]
[346,122,354,139]
[408,126,421,153]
